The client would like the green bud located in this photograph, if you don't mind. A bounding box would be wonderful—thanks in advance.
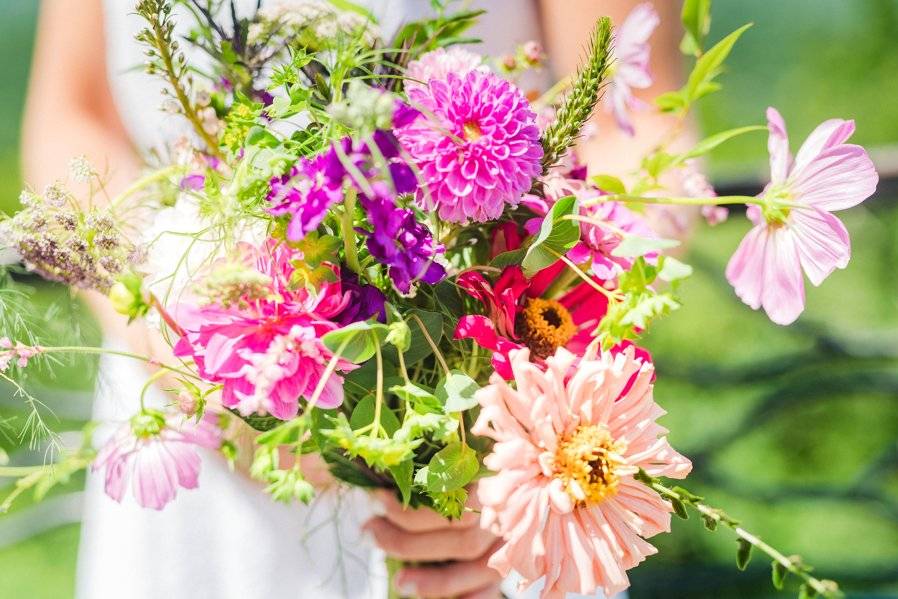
[109,272,150,321]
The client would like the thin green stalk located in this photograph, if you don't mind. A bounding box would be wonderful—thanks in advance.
[589,194,760,207]
[635,470,842,599]
[411,314,450,375]
[39,346,199,380]
[109,164,185,210]
[372,341,385,438]
[342,188,362,274]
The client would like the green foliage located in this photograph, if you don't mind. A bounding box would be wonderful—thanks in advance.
[539,17,612,171]
[322,320,390,363]
[436,370,480,413]
[419,441,478,494]
[680,0,713,56]
[656,24,752,115]
[522,195,580,276]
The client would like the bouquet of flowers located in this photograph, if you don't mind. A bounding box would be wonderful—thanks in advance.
[0,1,878,598]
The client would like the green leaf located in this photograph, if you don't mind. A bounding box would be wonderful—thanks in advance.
[736,538,753,571]
[684,24,752,104]
[642,151,677,180]
[0,447,7,466]
[390,382,442,414]
[654,91,687,113]
[436,370,480,413]
[591,174,627,195]
[322,320,389,363]
[425,442,479,493]
[522,195,580,276]
[389,460,413,505]
[771,560,787,590]
[620,293,680,329]
[671,497,689,519]
[680,125,766,162]
[349,394,401,435]
[680,0,712,56]
[611,236,680,258]
[798,583,818,599]
[490,249,525,269]
[657,256,694,282]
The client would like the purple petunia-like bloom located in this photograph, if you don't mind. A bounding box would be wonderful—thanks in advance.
[358,188,446,295]
[397,70,543,224]
[332,265,387,326]
[267,153,344,241]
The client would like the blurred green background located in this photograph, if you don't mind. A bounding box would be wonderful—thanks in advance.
[0,1,896,598]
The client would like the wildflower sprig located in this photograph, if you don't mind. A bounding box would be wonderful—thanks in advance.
[539,17,612,172]
[635,470,843,599]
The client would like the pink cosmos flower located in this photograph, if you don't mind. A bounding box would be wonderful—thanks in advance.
[92,410,221,510]
[398,70,543,224]
[726,108,878,325]
[474,346,691,599]
[174,240,356,419]
[404,46,485,92]
[606,3,659,136]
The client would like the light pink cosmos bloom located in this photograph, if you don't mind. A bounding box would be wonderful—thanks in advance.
[606,3,659,136]
[726,108,878,325]
[474,347,691,599]
[404,46,485,92]
[92,411,221,510]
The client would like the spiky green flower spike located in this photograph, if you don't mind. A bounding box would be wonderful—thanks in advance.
[539,17,613,173]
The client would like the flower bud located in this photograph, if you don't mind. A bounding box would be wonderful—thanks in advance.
[109,272,150,321]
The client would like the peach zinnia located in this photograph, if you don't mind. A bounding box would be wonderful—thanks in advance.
[474,347,691,598]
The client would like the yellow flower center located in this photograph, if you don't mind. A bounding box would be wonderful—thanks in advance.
[515,298,576,359]
[463,121,483,141]
[553,424,627,506]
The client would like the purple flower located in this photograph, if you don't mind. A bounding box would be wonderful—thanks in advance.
[333,265,387,326]
[266,153,345,242]
[397,70,543,224]
[358,191,446,294]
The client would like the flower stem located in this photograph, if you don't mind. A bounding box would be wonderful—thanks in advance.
[38,346,199,379]
[635,470,842,598]
[109,164,185,210]
[342,188,362,274]
[372,341,385,439]
[588,194,760,207]
[411,314,450,375]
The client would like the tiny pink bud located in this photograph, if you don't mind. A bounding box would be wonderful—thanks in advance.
[501,54,517,70]
[522,40,543,64]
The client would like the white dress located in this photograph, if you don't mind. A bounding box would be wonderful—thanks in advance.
[77,3,610,598]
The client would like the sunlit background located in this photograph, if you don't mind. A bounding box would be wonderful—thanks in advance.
[1,1,896,598]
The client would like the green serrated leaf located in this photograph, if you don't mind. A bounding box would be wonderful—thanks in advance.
[425,442,478,493]
[522,195,580,276]
[736,538,753,571]
[436,370,480,413]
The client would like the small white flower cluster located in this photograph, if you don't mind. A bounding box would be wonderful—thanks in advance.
[249,0,379,48]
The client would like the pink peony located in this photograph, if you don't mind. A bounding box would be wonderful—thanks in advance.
[92,410,221,510]
[404,46,485,92]
[606,3,659,136]
[398,70,543,224]
[474,347,691,599]
[726,108,878,325]
[174,240,356,419]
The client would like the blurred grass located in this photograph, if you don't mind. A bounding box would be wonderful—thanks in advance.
[0,1,897,598]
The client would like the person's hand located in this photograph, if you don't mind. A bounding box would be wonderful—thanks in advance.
[364,488,503,599]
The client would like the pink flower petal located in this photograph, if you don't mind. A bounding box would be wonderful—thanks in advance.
[790,145,878,211]
[766,107,792,184]
[790,207,851,286]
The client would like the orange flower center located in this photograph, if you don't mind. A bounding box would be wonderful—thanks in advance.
[516,298,576,359]
[463,121,483,141]
[553,425,627,506]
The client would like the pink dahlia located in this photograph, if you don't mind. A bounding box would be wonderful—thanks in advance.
[474,347,691,599]
[606,3,659,136]
[726,108,878,325]
[174,240,356,419]
[404,46,485,92]
[92,410,221,510]
[397,70,543,224]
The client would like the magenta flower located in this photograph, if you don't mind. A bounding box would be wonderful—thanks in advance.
[606,3,659,136]
[174,240,357,418]
[92,410,221,510]
[266,153,344,242]
[404,46,484,92]
[398,70,543,224]
[726,108,878,325]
